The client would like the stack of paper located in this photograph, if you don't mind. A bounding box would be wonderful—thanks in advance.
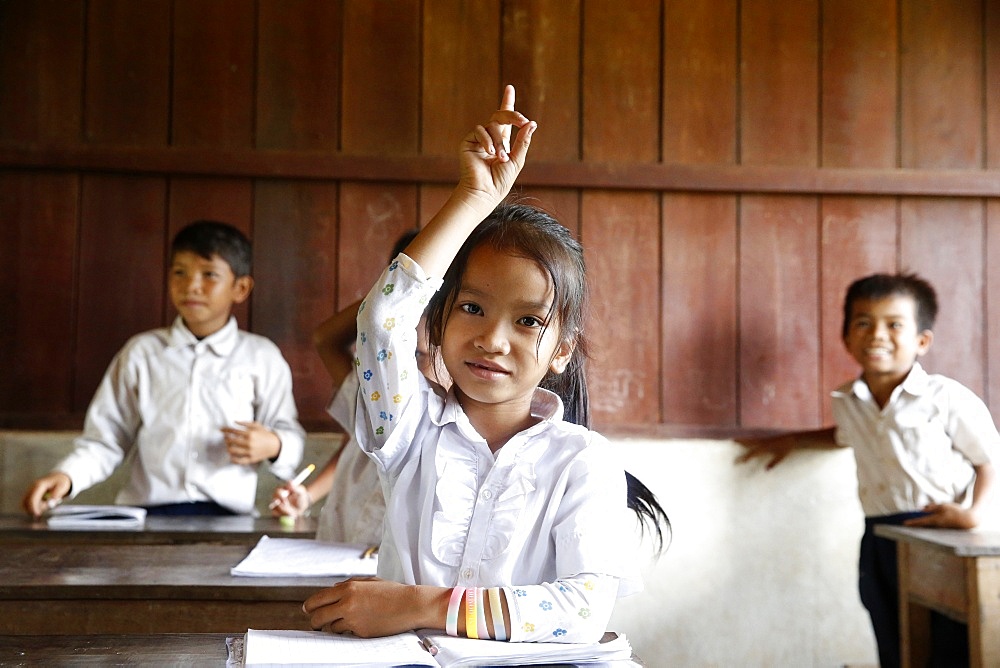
[242,628,635,666]
[46,504,147,529]
[231,536,379,577]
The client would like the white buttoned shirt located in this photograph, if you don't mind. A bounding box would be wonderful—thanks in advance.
[832,362,1000,517]
[55,316,305,514]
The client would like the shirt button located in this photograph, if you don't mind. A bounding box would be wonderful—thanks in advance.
[462,568,474,580]
[481,489,493,500]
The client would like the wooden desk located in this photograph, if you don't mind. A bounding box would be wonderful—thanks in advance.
[875,525,1000,667]
[0,633,233,665]
[0,543,339,635]
[0,513,317,544]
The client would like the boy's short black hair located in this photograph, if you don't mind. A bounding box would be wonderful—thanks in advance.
[171,220,252,278]
[842,272,938,338]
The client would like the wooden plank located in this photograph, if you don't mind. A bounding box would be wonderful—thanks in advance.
[661,193,738,426]
[0,0,84,144]
[84,0,171,145]
[503,0,581,162]
[75,176,167,410]
[820,0,897,168]
[739,195,821,429]
[990,0,1000,170]
[171,0,255,148]
[988,200,1000,418]
[968,557,1000,668]
[256,0,342,150]
[900,198,985,396]
[583,191,661,426]
[252,181,339,428]
[819,197,897,425]
[662,0,737,165]
[0,173,79,415]
[421,0,501,155]
[166,178,254,327]
[740,0,819,166]
[581,0,660,163]
[341,0,420,154]
[900,0,982,169]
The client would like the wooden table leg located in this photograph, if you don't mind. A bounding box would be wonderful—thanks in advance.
[967,556,1000,667]
[898,542,931,668]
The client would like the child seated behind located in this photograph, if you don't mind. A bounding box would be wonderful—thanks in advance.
[23,220,305,517]
[270,231,446,544]
[301,86,667,644]
[739,272,998,668]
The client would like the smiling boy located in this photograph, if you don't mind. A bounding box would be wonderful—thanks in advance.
[740,273,998,667]
[23,220,304,517]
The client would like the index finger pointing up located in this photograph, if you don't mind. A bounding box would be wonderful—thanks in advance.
[500,84,515,111]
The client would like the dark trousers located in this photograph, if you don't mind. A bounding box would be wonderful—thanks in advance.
[860,513,969,668]
[143,501,237,516]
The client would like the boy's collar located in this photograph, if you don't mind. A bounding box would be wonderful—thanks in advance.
[847,362,929,401]
[168,316,239,356]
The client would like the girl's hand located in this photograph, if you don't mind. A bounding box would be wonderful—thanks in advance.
[270,481,310,517]
[457,84,537,209]
[303,578,448,638]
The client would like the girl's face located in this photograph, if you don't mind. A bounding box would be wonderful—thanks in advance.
[441,245,574,417]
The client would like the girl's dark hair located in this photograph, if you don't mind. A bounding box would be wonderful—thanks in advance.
[425,201,670,554]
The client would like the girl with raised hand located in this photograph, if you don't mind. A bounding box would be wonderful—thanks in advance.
[303,85,666,644]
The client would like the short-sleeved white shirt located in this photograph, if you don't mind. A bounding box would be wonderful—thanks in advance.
[832,362,1000,517]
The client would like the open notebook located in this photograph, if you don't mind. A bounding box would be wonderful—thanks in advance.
[231,536,379,577]
[240,628,635,667]
[46,504,147,529]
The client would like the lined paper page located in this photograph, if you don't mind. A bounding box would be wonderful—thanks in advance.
[244,629,437,666]
[231,536,379,577]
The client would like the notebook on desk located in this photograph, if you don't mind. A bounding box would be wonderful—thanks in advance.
[240,628,636,666]
[231,536,379,577]
[46,504,147,529]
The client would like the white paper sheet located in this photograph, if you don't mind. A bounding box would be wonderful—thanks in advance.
[230,536,379,577]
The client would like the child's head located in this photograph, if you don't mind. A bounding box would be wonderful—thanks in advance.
[424,203,589,419]
[841,272,936,381]
[169,220,254,338]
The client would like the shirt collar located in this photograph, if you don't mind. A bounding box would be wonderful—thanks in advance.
[841,361,928,402]
[427,384,566,429]
[167,316,238,357]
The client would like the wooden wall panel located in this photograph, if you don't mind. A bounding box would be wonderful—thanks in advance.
[422,0,501,156]
[166,178,254,327]
[75,176,168,409]
[740,0,819,166]
[253,182,339,426]
[0,173,79,414]
[899,199,985,395]
[818,198,898,424]
[256,1,342,151]
[0,0,84,144]
[84,0,171,145]
[172,0,255,148]
[740,196,822,428]
[989,201,1000,418]
[502,0,581,162]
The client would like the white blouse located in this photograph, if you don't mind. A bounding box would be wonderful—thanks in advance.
[354,254,639,642]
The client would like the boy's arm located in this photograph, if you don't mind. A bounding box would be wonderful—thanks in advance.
[906,462,997,530]
[735,427,837,470]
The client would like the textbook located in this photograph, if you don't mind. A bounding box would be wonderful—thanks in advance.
[230,536,379,577]
[241,628,636,666]
[46,504,147,529]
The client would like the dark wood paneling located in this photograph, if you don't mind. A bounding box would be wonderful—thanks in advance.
[84,0,171,145]
[899,198,985,396]
[988,200,1000,418]
[0,173,79,414]
[503,0,581,162]
[172,0,255,148]
[0,0,84,144]
[661,194,738,426]
[166,178,254,327]
[75,176,168,409]
[818,197,898,425]
[990,1,1000,170]
[252,181,340,426]
[740,196,822,429]
[256,1,342,151]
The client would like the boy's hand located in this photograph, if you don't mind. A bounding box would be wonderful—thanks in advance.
[271,480,310,517]
[734,435,799,470]
[458,84,536,211]
[22,472,72,517]
[905,503,979,530]
[223,421,281,465]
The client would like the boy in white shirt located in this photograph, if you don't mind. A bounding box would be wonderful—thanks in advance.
[23,220,304,517]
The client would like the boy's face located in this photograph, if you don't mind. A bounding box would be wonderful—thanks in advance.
[842,294,932,386]
[169,251,253,338]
